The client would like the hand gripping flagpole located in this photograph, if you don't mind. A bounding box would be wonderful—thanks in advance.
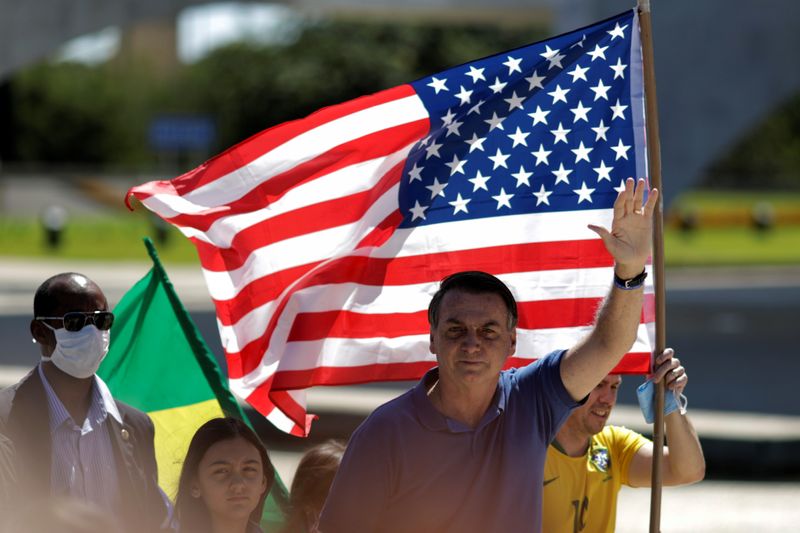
[637,1,667,532]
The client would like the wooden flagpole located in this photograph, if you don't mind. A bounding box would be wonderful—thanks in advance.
[636,1,667,532]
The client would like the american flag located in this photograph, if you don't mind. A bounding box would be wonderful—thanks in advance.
[128,9,654,436]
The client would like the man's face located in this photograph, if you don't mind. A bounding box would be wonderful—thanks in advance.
[429,289,516,389]
[32,275,109,357]
[570,374,622,436]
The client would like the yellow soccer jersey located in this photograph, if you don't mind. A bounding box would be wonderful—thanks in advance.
[542,425,650,533]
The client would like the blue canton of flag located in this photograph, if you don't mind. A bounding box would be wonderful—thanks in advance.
[399,10,645,228]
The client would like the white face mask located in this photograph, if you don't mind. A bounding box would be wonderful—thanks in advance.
[41,323,110,379]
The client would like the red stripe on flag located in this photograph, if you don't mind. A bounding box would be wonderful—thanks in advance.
[286,296,654,342]
[162,120,427,233]
[193,160,406,273]
[214,238,614,328]
[267,352,650,391]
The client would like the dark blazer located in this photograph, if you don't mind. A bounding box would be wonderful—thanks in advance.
[0,368,171,533]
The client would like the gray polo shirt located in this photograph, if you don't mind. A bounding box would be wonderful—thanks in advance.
[320,349,579,533]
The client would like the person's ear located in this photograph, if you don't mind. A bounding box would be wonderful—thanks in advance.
[508,330,517,357]
[259,474,267,496]
[30,319,54,353]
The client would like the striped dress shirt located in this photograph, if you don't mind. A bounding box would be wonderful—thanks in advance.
[38,363,121,513]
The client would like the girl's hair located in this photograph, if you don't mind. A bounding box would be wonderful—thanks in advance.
[283,440,346,533]
[174,417,275,533]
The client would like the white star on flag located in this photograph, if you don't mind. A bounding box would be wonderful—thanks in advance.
[465,133,487,153]
[587,44,609,61]
[507,127,530,147]
[408,163,424,182]
[485,112,506,131]
[425,140,443,159]
[611,138,632,160]
[488,148,510,169]
[441,109,457,125]
[533,183,553,205]
[592,119,610,141]
[445,120,463,137]
[611,99,628,120]
[489,77,507,94]
[571,141,593,163]
[528,106,550,126]
[409,200,428,220]
[547,84,570,104]
[525,70,546,90]
[550,122,571,144]
[552,163,573,184]
[593,160,614,181]
[504,92,526,111]
[445,155,467,176]
[503,55,523,75]
[426,177,448,198]
[492,188,514,209]
[540,45,565,69]
[511,166,533,187]
[567,64,590,82]
[468,170,491,191]
[573,181,595,203]
[607,22,628,40]
[610,58,627,79]
[590,79,611,101]
[448,193,470,214]
[465,65,485,83]
[427,76,448,94]
[468,170,491,192]
[570,101,592,122]
[532,144,552,166]
[455,86,473,105]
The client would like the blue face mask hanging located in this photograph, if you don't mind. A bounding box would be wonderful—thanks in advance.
[636,379,688,424]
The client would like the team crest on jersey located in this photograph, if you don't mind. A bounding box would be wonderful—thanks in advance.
[590,446,611,473]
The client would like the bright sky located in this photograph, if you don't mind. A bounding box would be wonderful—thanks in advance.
[58,2,296,65]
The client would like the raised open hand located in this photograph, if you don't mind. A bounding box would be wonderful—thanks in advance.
[588,177,658,278]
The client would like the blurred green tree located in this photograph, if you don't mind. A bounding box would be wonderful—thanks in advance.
[702,92,800,190]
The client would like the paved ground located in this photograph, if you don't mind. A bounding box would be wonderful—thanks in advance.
[615,481,800,532]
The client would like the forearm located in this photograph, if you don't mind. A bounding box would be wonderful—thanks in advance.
[663,410,705,485]
[592,264,646,356]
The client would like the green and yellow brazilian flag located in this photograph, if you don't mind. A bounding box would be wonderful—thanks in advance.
[98,238,287,529]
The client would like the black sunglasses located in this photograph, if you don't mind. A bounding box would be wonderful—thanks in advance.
[36,311,115,332]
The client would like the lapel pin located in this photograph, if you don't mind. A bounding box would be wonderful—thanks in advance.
[121,428,130,441]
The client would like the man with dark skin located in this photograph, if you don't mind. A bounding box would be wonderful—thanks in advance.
[0,272,170,533]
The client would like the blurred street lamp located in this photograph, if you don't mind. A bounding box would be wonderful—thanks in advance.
[677,207,699,234]
[751,202,775,233]
[151,214,169,246]
[41,204,68,250]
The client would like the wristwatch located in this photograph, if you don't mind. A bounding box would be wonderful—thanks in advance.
[614,269,648,290]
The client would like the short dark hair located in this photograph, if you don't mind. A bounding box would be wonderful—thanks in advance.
[427,271,518,329]
[33,273,81,317]
[33,272,101,317]
[175,417,276,533]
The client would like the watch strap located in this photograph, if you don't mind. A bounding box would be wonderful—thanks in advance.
[614,269,647,290]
